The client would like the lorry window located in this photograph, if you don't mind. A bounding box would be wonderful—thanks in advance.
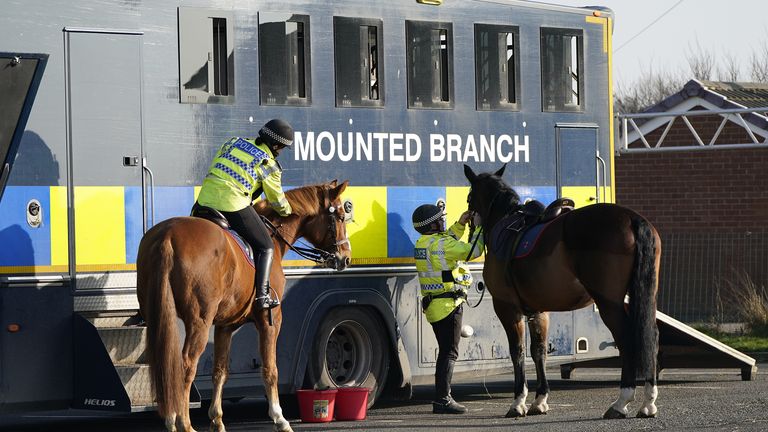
[259,13,311,106]
[474,24,520,111]
[540,27,583,112]
[406,20,454,109]
[178,8,235,104]
[334,17,384,108]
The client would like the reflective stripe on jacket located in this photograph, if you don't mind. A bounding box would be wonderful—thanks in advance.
[197,137,292,215]
[414,221,484,323]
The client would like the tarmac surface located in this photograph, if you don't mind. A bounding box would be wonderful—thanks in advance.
[2,364,766,432]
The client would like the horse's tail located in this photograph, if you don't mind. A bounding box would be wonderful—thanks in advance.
[629,217,660,380]
[144,236,183,418]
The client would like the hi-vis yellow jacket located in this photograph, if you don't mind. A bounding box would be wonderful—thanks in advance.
[414,221,484,323]
[197,137,292,215]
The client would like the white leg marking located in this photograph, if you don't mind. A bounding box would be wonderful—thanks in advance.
[529,393,549,414]
[165,414,178,432]
[508,383,528,417]
[208,377,226,432]
[269,401,292,432]
[609,387,635,417]
[637,382,658,418]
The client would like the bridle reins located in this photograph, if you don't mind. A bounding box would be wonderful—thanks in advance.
[464,183,522,309]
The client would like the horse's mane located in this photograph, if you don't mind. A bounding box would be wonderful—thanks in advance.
[254,183,327,216]
[478,172,521,209]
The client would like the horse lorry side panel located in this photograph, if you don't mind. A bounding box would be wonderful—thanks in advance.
[0,0,619,414]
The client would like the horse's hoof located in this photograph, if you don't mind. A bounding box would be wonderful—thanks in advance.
[505,407,527,418]
[528,405,548,415]
[273,421,293,432]
[636,407,658,418]
[209,423,226,432]
[603,407,627,419]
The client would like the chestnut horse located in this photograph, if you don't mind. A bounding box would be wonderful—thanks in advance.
[464,165,660,420]
[137,181,351,432]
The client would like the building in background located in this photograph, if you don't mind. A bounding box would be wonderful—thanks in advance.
[616,80,768,322]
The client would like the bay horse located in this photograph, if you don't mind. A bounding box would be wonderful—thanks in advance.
[463,164,660,419]
[136,180,352,432]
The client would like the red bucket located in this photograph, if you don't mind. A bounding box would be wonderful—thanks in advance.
[334,387,369,421]
[296,389,337,423]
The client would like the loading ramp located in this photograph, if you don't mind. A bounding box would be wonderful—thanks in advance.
[560,311,758,381]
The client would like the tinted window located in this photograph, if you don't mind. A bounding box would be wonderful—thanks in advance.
[334,17,384,108]
[541,28,583,112]
[178,7,234,104]
[259,13,311,106]
[406,20,454,109]
[475,24,520,111]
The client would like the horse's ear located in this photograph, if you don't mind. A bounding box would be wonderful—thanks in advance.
[463,164,477,183]
[494,163,507,178]
[331,180,349,198]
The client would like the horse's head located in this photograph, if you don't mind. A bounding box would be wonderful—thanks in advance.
[302,180,353,271]
[463,164,520,224]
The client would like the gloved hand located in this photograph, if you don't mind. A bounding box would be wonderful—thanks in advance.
[459,210,473,225]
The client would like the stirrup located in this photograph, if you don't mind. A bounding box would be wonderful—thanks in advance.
[256,296,280,310]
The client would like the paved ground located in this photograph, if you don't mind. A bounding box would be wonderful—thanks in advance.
[3,364,767,432]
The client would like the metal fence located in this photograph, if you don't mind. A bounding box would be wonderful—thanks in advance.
[657,230,768,323]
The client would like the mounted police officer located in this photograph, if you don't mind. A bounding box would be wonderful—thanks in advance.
[194,119,294,310]
[412,204,483,414]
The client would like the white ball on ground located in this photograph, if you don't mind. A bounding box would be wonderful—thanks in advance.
[460,325,474,338]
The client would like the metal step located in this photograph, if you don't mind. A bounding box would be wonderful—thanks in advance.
[74,313,201,412]
[97,326,147,365]
[89,316,136,328]
[116,364,155,407]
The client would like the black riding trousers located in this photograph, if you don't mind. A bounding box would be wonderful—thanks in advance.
[220,206,273,253]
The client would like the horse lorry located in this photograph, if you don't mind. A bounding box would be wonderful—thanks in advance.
[0,0,754,418]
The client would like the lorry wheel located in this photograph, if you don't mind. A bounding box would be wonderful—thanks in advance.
[306,307,390,408]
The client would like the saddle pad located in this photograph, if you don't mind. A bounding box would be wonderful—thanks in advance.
[224,229,255,268]
[488,215,555,260]
[488,214,524,259]
[513,221,551,259]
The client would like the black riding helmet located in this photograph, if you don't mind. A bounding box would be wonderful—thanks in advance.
[412,204,446,234]
[259,119,294,148]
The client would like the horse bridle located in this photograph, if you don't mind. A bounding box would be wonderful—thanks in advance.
[260,188,350,266]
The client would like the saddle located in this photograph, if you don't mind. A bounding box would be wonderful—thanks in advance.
[488,198,575,261]
[190,204,254,265]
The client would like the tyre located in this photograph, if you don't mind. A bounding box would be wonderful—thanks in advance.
[306,307,390,408]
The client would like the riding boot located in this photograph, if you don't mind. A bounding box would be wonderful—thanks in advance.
[254,249,279,309]
[433,360,466,414]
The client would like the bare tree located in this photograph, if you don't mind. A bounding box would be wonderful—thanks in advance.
[615,65,686,113]
[616,38,768,113]
[718,51,741,82]
[686,40,715,81]
[750,43,768,82]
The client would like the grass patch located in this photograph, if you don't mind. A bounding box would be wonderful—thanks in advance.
[692,325,768,353]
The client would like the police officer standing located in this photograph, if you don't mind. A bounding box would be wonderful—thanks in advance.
[412,204,484,414]
[194,119,294,310]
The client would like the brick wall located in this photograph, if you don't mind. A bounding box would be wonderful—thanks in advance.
[615,114,768,321]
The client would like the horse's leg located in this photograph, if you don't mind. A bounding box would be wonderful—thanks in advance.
[209,325,236,432]
[177,318,211,432]
[256,313,292,432]
[493,298,527,418]
[596,301,635,419]
[527,312,550,415]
